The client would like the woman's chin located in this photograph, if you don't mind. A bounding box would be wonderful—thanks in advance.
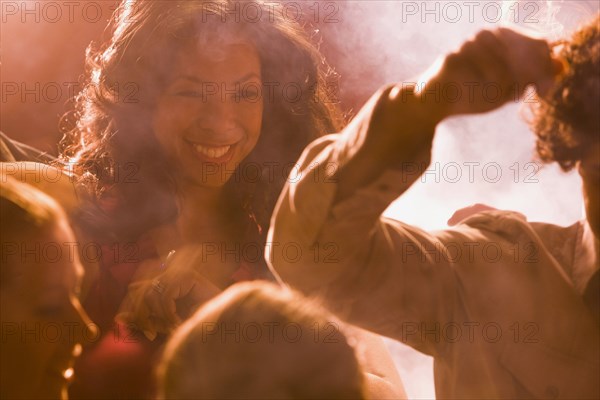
[182,171,233,189]
[34,376,69,399]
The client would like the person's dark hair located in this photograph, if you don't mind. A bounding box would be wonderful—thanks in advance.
[58,0,343,241]
[530,14,600,172]
[157,281,365,399]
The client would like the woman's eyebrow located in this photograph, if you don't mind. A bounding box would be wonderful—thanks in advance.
[234,72,261,85]
[171,73,261,85]
[35,286,67,299]
[171,75,203,84]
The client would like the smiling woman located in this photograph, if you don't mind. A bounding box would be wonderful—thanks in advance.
[59,0,341,243]
[57,0,342,329]
[49,0,406,399]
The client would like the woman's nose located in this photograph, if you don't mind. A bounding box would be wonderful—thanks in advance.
[198,98,241,140]
[70,298,99,346]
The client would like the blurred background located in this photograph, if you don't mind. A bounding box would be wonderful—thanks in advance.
[2,1,599,397]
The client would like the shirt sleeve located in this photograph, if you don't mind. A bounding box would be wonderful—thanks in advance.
[266,89,465,356]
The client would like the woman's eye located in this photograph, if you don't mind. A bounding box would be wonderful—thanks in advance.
[35,305,66,317]
[240,90,259,100]
[175,90,203,98]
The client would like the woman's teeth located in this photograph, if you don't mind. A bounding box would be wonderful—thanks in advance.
[194,144,231,159]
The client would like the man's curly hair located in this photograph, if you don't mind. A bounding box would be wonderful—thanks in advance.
[530,15,600,172]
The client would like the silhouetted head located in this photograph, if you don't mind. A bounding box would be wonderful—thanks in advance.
[158,281,365,399]
[0,177,95,399]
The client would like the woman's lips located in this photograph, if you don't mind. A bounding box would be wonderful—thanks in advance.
[185,140,237,163]
[195,144,230,158]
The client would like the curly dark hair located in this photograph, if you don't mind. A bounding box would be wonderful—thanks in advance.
[529,14,600,172]
[58,0,343,241]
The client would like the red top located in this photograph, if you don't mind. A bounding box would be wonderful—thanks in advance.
[70,202,270,399]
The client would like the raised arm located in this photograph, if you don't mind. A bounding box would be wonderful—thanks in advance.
[266,29,560,355]
[335,28,560,202]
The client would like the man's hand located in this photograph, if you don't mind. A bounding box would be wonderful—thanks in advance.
[420,28,563,119]
[333,28,562,203]
[447,203,497,226]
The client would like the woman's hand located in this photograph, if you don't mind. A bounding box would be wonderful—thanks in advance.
[420,28,563,120]
[118,246,221,340]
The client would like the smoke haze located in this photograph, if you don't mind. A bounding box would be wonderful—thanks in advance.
[2,1,598,397]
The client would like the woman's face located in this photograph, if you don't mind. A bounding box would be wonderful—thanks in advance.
[153,39,264,188]
[0,220,96,399]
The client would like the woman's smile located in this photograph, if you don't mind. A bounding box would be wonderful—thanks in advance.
[184,139,238,163]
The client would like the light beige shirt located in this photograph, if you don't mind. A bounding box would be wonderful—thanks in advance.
[266,92,599,399]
